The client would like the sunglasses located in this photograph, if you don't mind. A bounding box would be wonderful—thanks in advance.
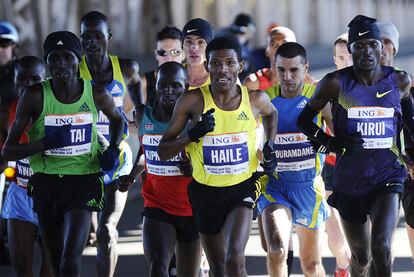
[156,49,182,57]
[0,39,14,48]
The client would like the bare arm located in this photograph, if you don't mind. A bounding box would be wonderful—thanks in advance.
[398,70,412,100]
[2,86,44,160]
[120,58,143,111]
[140,74,148,104]
[93,85,123,147]
[158,91,202,160]
[249,90,277,141]
[297,72,340,144]
[242,73,260,91]
[0,100,10,169]
[321,102,334,134]
[0,104,8,148]
[398,71,414,136]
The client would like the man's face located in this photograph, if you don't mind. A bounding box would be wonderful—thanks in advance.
[380,38,395,66]
[155,39,185,65]
[80,21,109,59]
[265,33,288,64]
[0,39,15,66]
[276,55,308,95]
[46,49,79,80]
[15,64,45,96]
[334,42,353,70]
[349,38,382,72]
[206,49,242,91]
[155,69,186,111]
[183,35,207,66]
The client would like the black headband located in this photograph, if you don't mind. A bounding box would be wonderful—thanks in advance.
[43,31,81,62]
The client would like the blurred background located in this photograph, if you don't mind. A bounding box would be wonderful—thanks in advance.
[2,1,414,275]
[1,0,414,79]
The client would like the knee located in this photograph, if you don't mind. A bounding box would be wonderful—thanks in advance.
[60,255,80,276]
[208,260,226,276]
[226,251,245,275]
[148,257,169,276]
[97,224,118,245]
[300,258,321,276]
[371,238,392,262]
[348,240,370,265]
[267,245,288,265]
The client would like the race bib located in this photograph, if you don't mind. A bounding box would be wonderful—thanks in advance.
[44,113,93,156]
[97,111,110,135]
[143,134,182,176]
[16,158,33,187]
[97,101,125,139]
[348,107,394,149]
[275,133,315,172]
[203,132,249,175]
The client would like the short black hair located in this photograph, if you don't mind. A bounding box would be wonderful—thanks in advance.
[156,61,187,78]
[16,55,45,68]
[156,26,183,42]
[15,56,46,76]
[81,11,109,27]
[275,42,307,62]
[205,36,242,62]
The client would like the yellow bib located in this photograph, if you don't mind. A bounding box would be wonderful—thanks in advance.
[186,85,258,187]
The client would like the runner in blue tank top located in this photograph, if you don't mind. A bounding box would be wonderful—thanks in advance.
[258,42,329,276]
[297,15,414,277]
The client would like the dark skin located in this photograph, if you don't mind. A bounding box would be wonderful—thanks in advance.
[158,49,278,277]
[1,48,123,277]
[2,50,123,160]
[0,62,45,150]
[80,19,142,115]
[158,49,277,160]
[128,66,201,277]
[80,18,141,277]
[303,38,412,277]
[119,68,193,189]
[309,39,411,111]
[3,60,50,277]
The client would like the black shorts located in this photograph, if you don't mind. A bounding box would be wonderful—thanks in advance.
[327,183,403,224]
[188,173,261,235]
[143,207,199,242]
[29,172,104,225]
[322,164,335,191]
[403,179,414,228]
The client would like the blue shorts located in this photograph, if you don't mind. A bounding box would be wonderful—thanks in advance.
[257,176,329,229]
[103,141,133,185]
[2,182,38,226]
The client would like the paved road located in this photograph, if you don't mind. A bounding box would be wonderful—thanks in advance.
[1,182,414,276]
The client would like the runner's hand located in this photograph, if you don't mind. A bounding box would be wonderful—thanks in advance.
[187,108,215,142]
[260,140,277,174]
[178,153,193,177]
[327,132,364,154]
[99,145,120,171]
[118,174,135,192]
[308,139,329,154]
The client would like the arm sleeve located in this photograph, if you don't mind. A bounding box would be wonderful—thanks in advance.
[297,103,332,146]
